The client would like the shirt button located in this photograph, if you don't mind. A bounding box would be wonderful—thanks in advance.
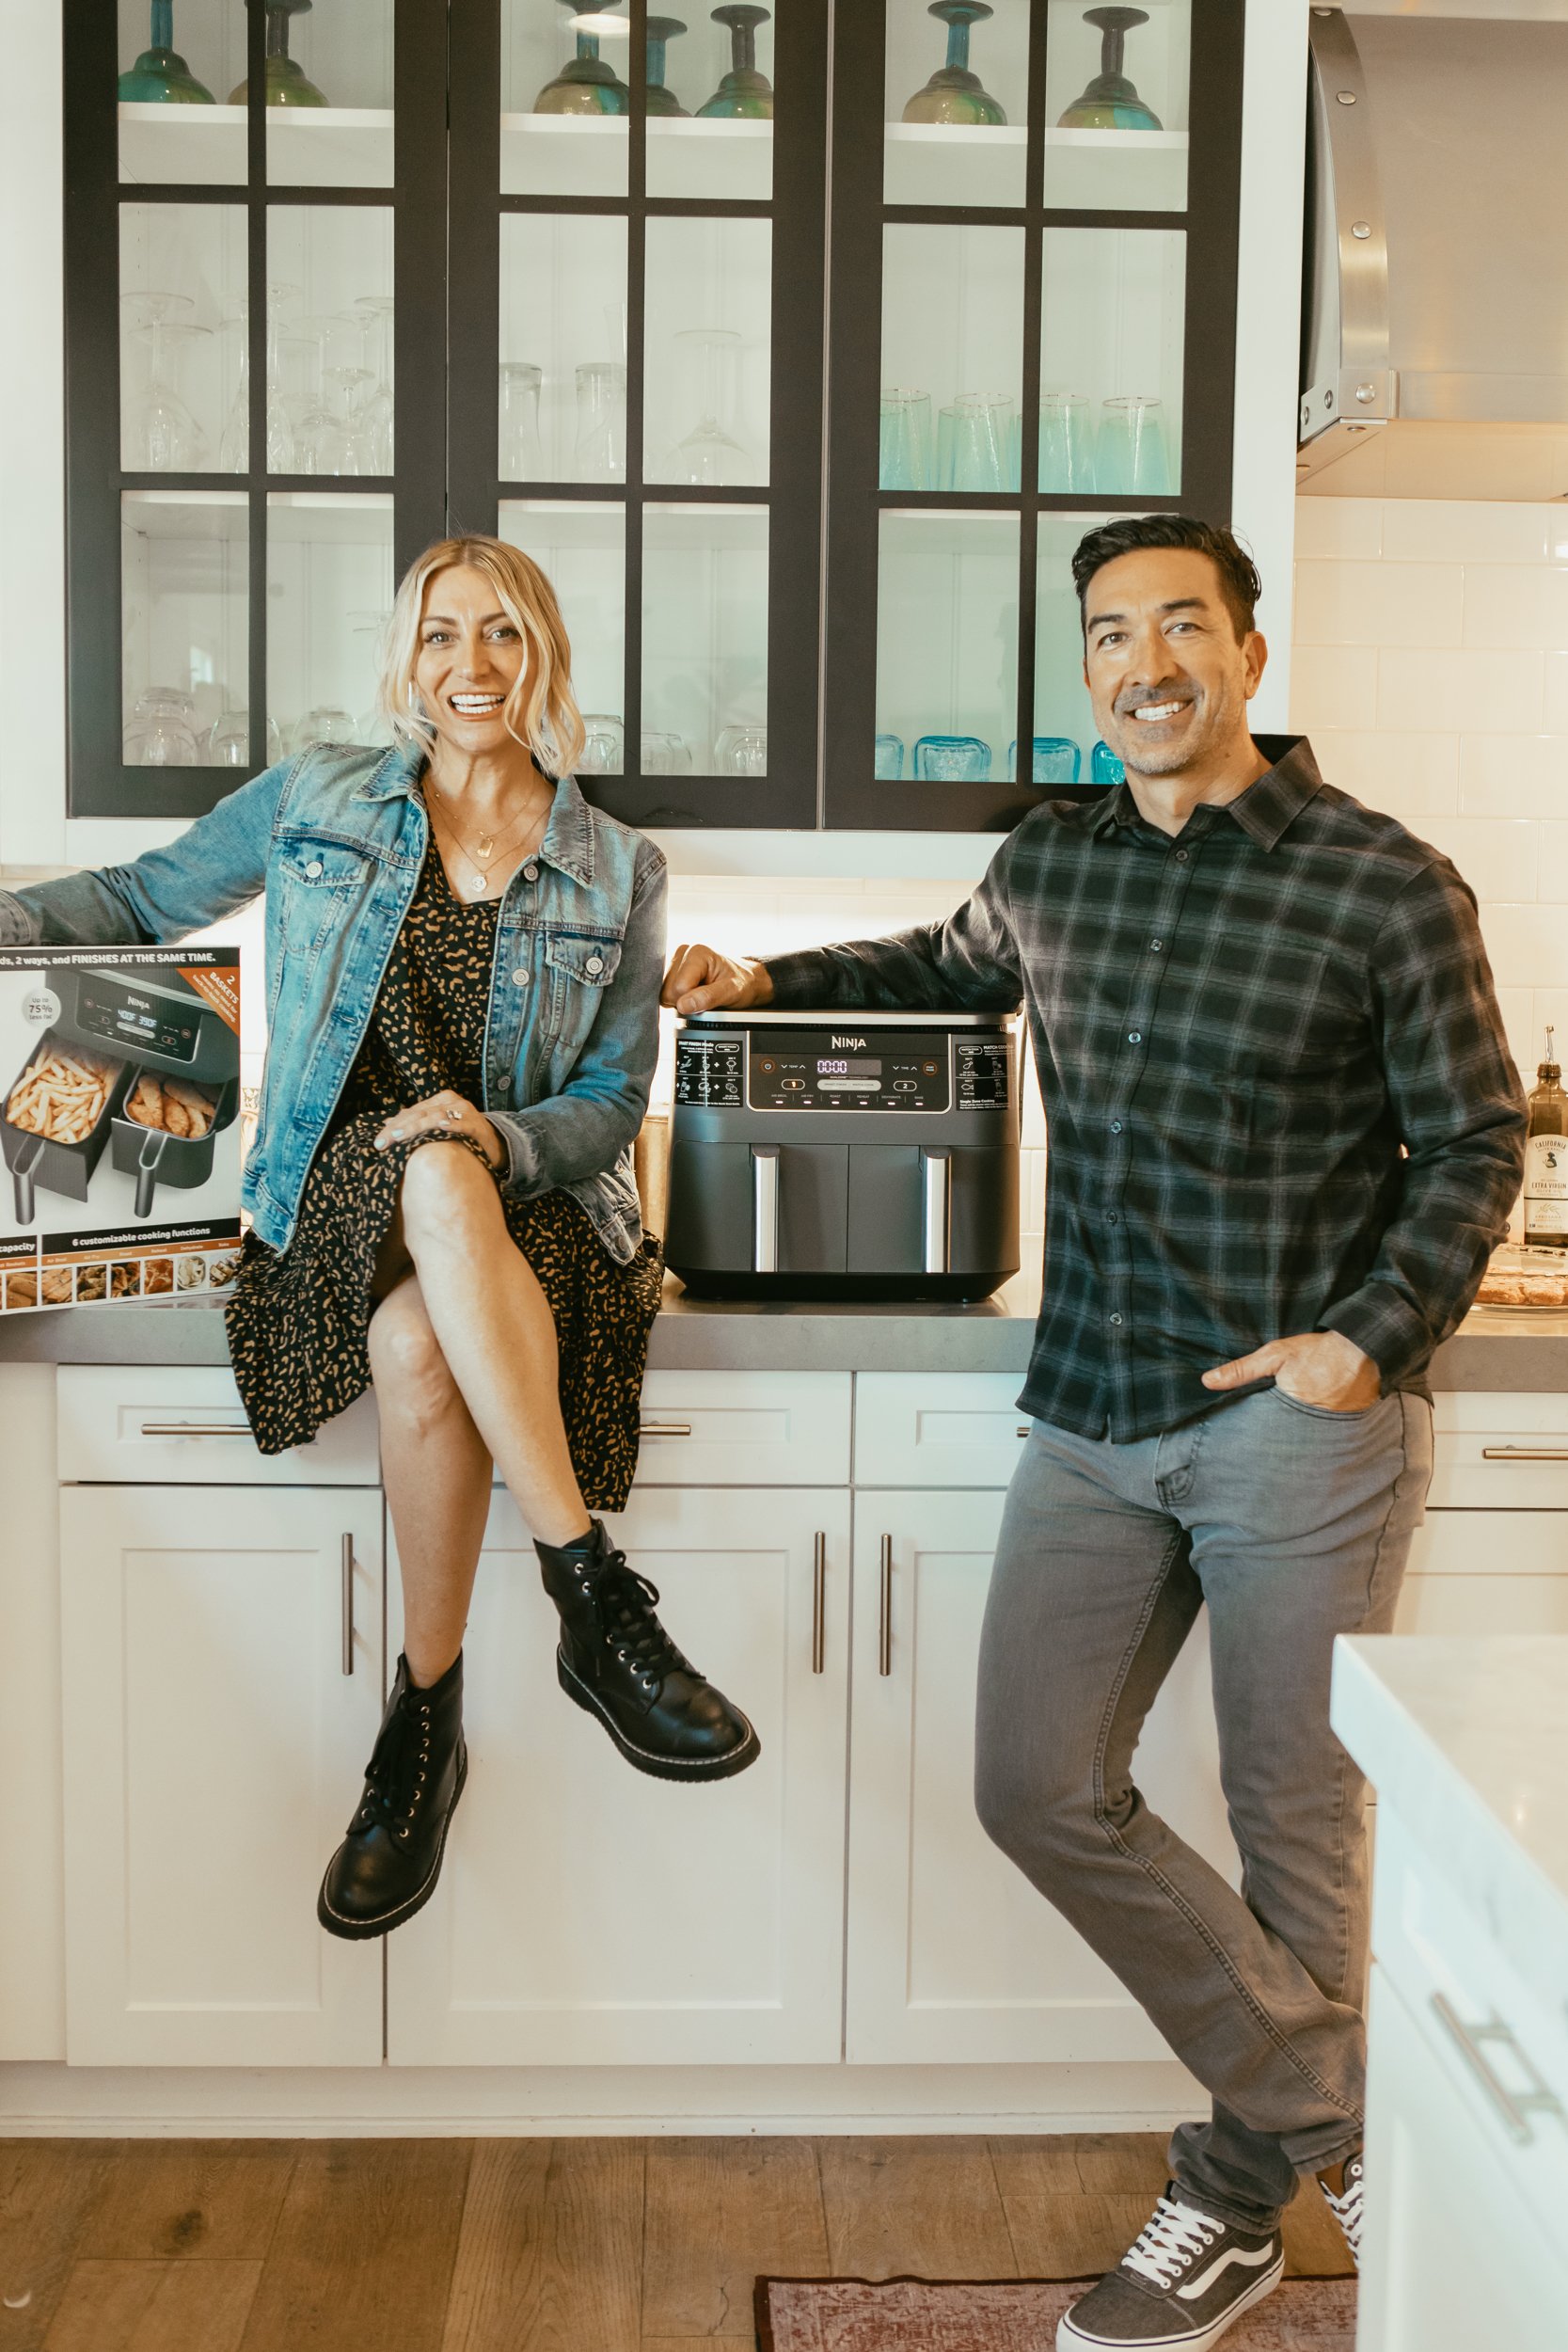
[1110,1120,1123,1134]
[1106,1211,1119,1224]
[585,953,604,975]
[523,863,539,882]
[1109,1312,1124,1327]
[305,860,323,879]
[1174,850,1189,864]
[1127,1030,1142,1045]
[511,967,530,988]
[1149,939,1164,952]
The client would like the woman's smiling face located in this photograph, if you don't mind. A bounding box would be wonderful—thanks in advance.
[413,564,529,755]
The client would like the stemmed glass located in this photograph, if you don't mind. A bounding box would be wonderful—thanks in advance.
[499,362,546,480]
[218,291,296,474]
[274,328,331,472]
[354,294,396,475]
[122,293,209,470]
[574,363,627,484]
[646,16,689,113]
[901,0,1006,126]
[320,315,377,475]
[668,327,752,485]
[698,5,774,117]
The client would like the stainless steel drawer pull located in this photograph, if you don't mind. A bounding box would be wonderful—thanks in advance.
[878,1534,894,1677]
[752,1143,780,1274]
[1430,1992,1565,2144]
[341,1534,356,1677]
[812,1532,827,1674]
[639,1421,693,1438]
[1017,1424,1030,1438]
[138,1422,250,1439]
[1481,1446,1568,1462]
[922,1148,951,1276]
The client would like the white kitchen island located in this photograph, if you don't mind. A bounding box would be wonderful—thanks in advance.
[1332,1635,1568,2352]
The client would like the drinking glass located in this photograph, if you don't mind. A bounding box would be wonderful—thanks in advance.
[1038,390,1093,491]
[229,0,329,106]
[534,0,631,113]
[913,734,990,781]
[208,711,284,767]
[947,392,1013,492]
[641,731,692,773]
[218,294,295,474]
[279,320,340,472]
[320,315,377,475]
[901,0,1006,125]
[716,723,768,776]
[578,714,626,775]
[119,1,214,103]
[668,328,752,486]
[290,707,357,754]
[874,733,905,779]
[499,361,546,480]
[574,361,627,484]
[1007,737,1081,783]
[698,5,774,118]
[122,293,208,470]
[1096,394,1168,494]
[646,15,689,113]
[124,688,199,766]
[879,389,932,492]
[355,293,396,474]
[1057,6,1164,132]
[1092,739,1126,785]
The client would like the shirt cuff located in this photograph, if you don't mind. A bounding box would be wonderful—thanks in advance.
[0,891,40,946]
[765,947,839,1008]
[1317,1284,1434,1389]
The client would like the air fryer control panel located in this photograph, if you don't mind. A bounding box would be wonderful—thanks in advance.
[746,1030,952,1113]
[75,979,201,1063]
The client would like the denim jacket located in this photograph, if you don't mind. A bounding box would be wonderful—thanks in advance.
[0,743,667,1263]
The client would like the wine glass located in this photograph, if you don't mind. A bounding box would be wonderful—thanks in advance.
[912,734,990,781]
[698,5,774,118]
[354,293,396,474]
[534,0,631,113]
[1057,8,1163,132]
[499,361,546,480]
[574,361,627,484]
[578,714,626,775]
[275,329,330,472]
[218,296,295,474]
[122,293,208,470]
[646,16,689,114]
[119,1,214,102]
[320,315,377,475]
[902,1,1006,127]
[228,0,329,106]
[667,327,753,485]
[208,711,284,767]
[124,687,199,766]
[715,723,767,776]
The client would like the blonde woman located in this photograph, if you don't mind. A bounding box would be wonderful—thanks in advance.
[0,533,759,1942]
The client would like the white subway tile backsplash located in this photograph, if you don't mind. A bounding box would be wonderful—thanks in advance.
[1458,735,1568,819]
[1291,499,1384,562]
[1462,564,1568,653]
[1289,644,1381,733]
[1544,653,1568,735]
[1534,823,1568,903]
[1309,730,1459,815]
[1492,987,1537,1083]
[1418,817,1541,904]
[1377,646,1544,736]
[1293,560,1463,649]
[1382,501,1551,567]
[1478,902,1568,990]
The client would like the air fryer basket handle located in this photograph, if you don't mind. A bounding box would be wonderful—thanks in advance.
[12,1133,43,1227]
[134,1130,168,1219]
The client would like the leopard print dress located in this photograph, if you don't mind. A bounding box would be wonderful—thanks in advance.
[226,849,663,1508]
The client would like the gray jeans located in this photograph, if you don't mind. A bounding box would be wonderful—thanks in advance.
[974,1387,1433,2233]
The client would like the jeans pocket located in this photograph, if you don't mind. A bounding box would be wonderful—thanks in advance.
[1272,1386,1388,1424]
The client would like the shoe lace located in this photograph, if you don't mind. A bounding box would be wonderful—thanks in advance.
[1320,2159,1362,2258]
[1123,2194,1225,2290]
[356,1689,433,1841]
[597,1552,698,1689]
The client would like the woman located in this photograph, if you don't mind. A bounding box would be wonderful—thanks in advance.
[0,533,758,1942]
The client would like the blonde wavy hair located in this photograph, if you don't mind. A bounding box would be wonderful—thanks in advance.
[376,533,587,777]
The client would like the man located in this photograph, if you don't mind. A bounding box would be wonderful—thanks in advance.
[662,516,1526,2351]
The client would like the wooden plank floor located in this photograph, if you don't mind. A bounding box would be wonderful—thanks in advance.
[0,2135,1352,2352]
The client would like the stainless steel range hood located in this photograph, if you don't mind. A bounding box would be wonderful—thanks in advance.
[1300,6,1568,492]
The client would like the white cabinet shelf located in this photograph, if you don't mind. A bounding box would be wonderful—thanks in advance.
[119,103,397,190]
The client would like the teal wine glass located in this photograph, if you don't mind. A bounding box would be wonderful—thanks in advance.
[229,0,329,106]
[119,0,214,103]
[913,735,991,782]
[1092,739,1126,785]
[902,0,1006,126]
[647,17,689,114]
[698,6,774,119]
[874,734,905,780]
[1008,738,1081,784]
[535,0,631,115]
[1057,7,1163,132]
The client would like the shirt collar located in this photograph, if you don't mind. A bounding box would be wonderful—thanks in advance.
[1088,735,1323,852]
[355,745,595,886]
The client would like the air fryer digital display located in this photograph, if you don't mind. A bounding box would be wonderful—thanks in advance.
[747,1032,953,1112]
[75,981,201,1064]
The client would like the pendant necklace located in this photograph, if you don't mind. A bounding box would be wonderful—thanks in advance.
[429,792,549,899]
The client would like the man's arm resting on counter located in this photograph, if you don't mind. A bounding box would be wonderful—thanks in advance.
[1317,859,1527,1386]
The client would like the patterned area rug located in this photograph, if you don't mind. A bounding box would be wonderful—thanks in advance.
[755,2275,1358,2350]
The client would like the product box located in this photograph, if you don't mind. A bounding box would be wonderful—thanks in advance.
[0,947,243,1312]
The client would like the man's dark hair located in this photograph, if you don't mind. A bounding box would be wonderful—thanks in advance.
[1071,516,1262,644]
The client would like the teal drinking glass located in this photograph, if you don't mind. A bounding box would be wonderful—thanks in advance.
[534,0,632,114]
[1095,394,1168,495]
[1092,739,1126,785]
[948,392,1013,492]
[879,389,932,491]
[646,16,689,114]
[1056,7,1163,132]
[874,733,905,779]
[698,6,774,118]
[119,1,214,103]
[913,735,991,782]
[1038,390,1093,491]
[229,0,329,106]
[902,1,1007,126]
[1008,737,1081,784]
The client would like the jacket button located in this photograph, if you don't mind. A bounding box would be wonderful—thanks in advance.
[585,953,604,975]
[512,967,530,988]
[305,860,323,879]
[523,863,539,882]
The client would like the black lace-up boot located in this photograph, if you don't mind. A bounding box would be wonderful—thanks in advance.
[317,1651,467,1940]
[535,1520,760,1782]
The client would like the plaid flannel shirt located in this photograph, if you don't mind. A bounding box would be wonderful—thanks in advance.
[767,738,1526,1440]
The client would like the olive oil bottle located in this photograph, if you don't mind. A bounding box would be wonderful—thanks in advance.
[1524,1026,1568,1248]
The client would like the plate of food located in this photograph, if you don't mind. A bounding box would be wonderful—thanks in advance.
[1470,1244,1568,1316]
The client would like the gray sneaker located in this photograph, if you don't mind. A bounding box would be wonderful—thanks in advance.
[1057,2185,1285,2349]
[1316,2149,1363,2269]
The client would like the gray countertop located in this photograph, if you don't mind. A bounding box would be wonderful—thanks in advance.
[1,1276,1565,1387]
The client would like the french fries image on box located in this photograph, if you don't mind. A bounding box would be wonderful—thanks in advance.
[4,1045,119,1144]
[124,1073,215,1139]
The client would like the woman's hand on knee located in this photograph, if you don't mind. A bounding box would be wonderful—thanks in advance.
[374,1090,505,1171]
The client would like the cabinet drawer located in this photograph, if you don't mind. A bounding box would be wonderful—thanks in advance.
[626,1371,851,1486]
[854,1373,1029,1487]
[1431,1393,1568,1507]
[57,1367,381,1486]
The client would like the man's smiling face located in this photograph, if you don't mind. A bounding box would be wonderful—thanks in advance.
[1082,546,1266,781]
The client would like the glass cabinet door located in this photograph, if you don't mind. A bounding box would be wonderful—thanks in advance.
[68,0,444,818]
[449,0,826,831]
[826,0,1242,831]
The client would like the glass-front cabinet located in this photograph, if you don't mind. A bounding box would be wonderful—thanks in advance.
[65,0,1241,832]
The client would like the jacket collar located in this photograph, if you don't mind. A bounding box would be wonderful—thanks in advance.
[1088,735,1323,852]
[353,744,595,886]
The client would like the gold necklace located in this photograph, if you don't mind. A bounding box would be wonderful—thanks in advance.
[427,791,550,900]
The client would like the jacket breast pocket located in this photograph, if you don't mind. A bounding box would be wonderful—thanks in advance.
[541,930,624,1054]
[270,842,371,965]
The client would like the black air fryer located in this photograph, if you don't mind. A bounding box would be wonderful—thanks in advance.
[665,1009,1020,1302]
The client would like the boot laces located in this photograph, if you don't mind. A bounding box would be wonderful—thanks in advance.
[597,1552,697,1689]
[356,1690,433,1839]
[1123,2194,1225,2289]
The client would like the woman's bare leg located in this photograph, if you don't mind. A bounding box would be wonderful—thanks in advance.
[393,1142,592,1549]
[368,1270,495,1687]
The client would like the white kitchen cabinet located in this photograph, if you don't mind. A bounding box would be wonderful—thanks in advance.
[57,1365,380,1486]
[387,1485,852,2066]
[844,1488,1237,2066]
[1399,1512,1568,1635]
[58,1485,386,2067]
[853,1372,1033,1489]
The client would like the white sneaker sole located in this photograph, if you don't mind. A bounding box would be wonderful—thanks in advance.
[1055,2250,1285,2350]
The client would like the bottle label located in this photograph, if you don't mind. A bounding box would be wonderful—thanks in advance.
[1525,1133,1568,1231]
